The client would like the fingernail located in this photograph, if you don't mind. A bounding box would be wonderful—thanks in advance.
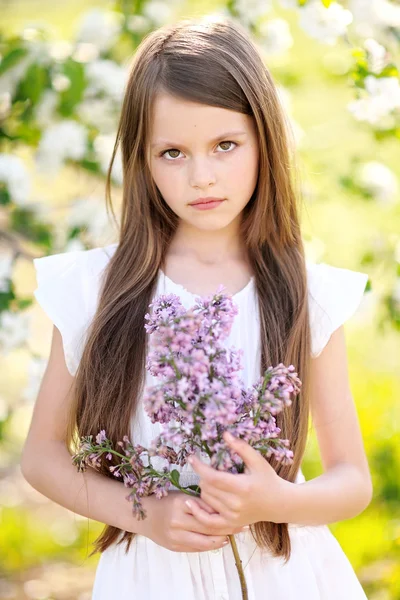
[223,540,229,545]
[185,500,192,509]
[242,525,250,531]
[187,456,194,464]
[225,431,235,441]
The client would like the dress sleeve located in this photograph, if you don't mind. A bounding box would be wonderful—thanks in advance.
[33,249,92,376]
[306,261,369,358]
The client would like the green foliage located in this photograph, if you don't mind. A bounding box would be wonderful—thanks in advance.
[169,469,181,487]
[15,62,50,109]
[59,58,87,117]
[10,206,54,248]
[0,1,399,597]
[371,439,400,506]
[0,45,28,76]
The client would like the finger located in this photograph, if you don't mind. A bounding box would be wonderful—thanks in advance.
[201,489,241,514]
[186,532,229,553]
[185,497,228,531]
[195,496,219,514]
[199,489,228,514]
[223,431,265,474]
[188,455,239,492]
[183,496,217,516]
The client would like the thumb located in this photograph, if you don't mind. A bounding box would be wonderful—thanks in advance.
[223,431,265,473]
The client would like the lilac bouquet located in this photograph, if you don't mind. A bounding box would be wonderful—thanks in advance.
[73,285,301,599]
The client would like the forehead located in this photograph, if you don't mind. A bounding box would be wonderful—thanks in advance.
[150,92,253,144]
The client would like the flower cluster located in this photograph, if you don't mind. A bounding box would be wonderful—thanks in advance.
[72,286,302,520]
[72,430,175,519]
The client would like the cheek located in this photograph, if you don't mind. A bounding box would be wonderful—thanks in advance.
[150,162,185,203]
[227,147,259,193]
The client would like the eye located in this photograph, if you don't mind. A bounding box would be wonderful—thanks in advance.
[218,141,237,152]
[160,141,237,161]
[161,148,183,160]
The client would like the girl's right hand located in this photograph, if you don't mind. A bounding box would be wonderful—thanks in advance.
[139,491,247,553]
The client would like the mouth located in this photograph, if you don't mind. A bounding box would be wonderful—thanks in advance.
[189,198,226,211]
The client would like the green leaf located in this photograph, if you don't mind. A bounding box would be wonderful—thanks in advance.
[186,485,201,494]
[169,469,180,487]
[0,289,15,312]
[0,47,28,76]
[16,298,34,310]
[58,58,86,117]
[0,186,11,205]
[10,206,54,248]
[15,63,49,106]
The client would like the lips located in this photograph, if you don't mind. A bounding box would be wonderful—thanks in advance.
[189,197,225,206]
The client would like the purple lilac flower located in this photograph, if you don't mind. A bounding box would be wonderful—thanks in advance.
[73,285,302,520]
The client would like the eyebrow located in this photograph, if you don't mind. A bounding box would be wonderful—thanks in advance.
[151,130,248,149]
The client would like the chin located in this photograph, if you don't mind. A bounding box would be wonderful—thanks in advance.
[187,217,236,231]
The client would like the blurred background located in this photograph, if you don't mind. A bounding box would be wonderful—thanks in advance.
[0,0,399,598]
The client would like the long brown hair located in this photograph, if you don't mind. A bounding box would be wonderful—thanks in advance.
[66,16,312,563]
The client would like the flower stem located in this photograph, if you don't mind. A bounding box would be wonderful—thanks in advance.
[189,489,248,598]
[228,534,248,600]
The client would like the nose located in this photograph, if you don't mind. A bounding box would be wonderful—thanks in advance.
[189,156,217,189]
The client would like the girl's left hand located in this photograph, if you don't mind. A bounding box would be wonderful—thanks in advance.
[186,431,290,529]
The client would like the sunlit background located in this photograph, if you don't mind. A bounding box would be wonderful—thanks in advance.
[0,0,400,598]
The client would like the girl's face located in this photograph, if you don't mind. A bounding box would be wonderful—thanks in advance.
[148,92,260,232]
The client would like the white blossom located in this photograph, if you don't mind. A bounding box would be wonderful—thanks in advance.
[34,89,58,127]
[0,310,30,354]
[356,160,398,204]
[0,154,31,205]
[66,196,112,241]
[0,92,11,120]
[94,133,123,185]
[51,73,71,92]
[35,120,88,174]
[143,1,173,26]
[73,43,100,63]
[364,38,389,75]
[349,0,400,37]
[0,53,32,97]
[258,18,293,55]
[347,76,400,125]
[64,238,87,253]
[75,8,122,53]
[278,0,297,7]
[233,0,272,26]
[76,97,117,134]
[298,1,353,45]
[0,254,13,292]
[49,40,73,61]
[0,39,50,96]
[85,59,128,103]
[126,15,151,34]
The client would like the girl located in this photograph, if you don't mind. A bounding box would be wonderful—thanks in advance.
[22,16,372,600]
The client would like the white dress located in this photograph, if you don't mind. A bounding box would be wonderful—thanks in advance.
[33,242,370,600]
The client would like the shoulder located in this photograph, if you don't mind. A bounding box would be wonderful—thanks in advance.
[33,242,118,375]
[305,260,369,358]
[33,242,117,282]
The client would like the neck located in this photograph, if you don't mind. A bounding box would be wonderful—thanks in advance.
[168,216,246,266]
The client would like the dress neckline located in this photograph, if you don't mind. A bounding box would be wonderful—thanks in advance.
[102,244,255,300]
[160,269,255,300]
